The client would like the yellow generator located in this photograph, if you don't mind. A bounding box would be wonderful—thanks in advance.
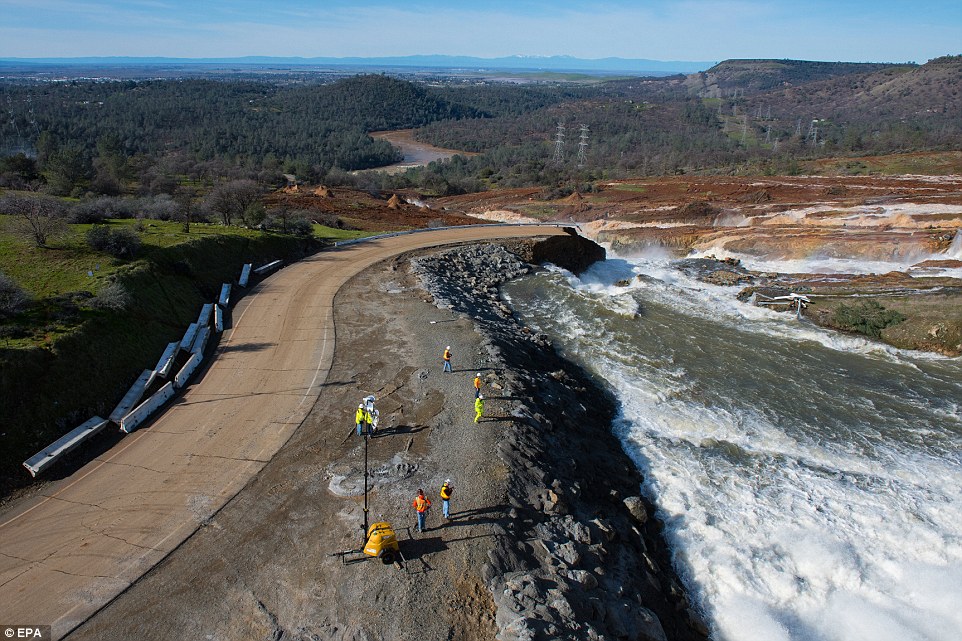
[363,522,399,564]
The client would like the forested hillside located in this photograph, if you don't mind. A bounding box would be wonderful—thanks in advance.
[684,59,908,97]
[0,75,477,192]
[1,57,960,199]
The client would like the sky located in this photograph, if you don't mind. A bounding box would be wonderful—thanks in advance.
[1,0,960,64]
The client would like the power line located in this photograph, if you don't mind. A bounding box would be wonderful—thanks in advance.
[552,121,565,164]
[576,124,589,167]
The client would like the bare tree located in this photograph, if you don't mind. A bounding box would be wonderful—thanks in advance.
[1,193,69,247]
[174,187,198,233]
[206,179,263,227]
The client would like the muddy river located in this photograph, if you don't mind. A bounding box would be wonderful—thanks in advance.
[369,129,475,174]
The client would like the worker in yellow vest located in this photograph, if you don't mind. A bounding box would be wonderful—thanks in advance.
[355,403,366,436]
[440,480,453,520]
[474,395,484,423]
[443,345,453,373]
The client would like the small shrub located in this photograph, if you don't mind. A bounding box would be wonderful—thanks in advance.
[86,224,112,252]
[90,282,131,310]
[85,225,141,258]
[110,227,142,257]
[0,271,30,318]
[832,300,906,338]
[288,218,313,237]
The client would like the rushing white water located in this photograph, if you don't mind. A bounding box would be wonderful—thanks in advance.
[686,245,962,279]
[503,253,962,641]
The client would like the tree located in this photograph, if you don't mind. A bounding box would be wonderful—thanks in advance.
[206,179,262,226]
[1,193,69,247]
[43,145,89,196]
[174,188,197,233]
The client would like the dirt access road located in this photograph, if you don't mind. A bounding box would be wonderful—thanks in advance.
[0,225,565,640]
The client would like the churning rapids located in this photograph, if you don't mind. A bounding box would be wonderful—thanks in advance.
[502,250,962,641]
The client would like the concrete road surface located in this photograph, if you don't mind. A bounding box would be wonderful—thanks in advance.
[0,225,566,639]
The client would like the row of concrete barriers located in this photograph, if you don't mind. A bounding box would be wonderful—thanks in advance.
[21,258,283,477]
[21,225,565,477]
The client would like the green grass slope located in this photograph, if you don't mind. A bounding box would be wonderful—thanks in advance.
[0,230,323,496]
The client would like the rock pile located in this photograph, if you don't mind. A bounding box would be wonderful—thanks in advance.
[413,238,706,641]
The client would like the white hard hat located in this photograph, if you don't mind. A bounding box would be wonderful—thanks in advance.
[444,479,451,485]
[446,345,450,349]
[476,372,481,377]
[358,404,363,408]
[478,394,483,399]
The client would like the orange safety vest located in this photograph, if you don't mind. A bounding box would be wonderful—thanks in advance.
[413,495,431,512]
[474,377,481,390]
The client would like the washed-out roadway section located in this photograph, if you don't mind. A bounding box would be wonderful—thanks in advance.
[0,225,565,640]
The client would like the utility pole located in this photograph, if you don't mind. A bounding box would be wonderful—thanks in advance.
[362,422,369,539]
[577,124,589,167]
[552,122,565,164]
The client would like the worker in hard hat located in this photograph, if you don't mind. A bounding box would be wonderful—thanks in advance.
[473,372,483,399]
[474,395,484,423]
[363,404,374,435]
[369,406,380,434]
[442,345,452,373]
[440,480,453,520]
[355,403,366,436]
[412,488,432,533]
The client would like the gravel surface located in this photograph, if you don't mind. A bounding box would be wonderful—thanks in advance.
[71,239,703,641]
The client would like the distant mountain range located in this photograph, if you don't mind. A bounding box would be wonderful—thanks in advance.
[0,54,715,75]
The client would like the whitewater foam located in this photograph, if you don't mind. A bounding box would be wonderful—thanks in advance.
[503,256,962,641]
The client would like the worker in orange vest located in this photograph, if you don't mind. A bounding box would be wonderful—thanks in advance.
[412,488,432,532]
[442,346,452,373]
[473,373,483,399]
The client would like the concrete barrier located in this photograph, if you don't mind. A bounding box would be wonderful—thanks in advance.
[191,326,210,355]
[253,259,283,274]
[197,303,213,327]
[239,263,252,287]
[180,322,199,352]
[155,341,181,378]
[214,304,224,332]
[219,283,231,307]
[174,352,202,389]
[109,369,156,423]
[120,382,175,434]
[23,416,110,477]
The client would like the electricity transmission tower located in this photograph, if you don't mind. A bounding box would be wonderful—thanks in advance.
[552,122,565,164]
[577,124,589,167]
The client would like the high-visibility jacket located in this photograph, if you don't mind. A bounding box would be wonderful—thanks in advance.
[364,409,373,424]
[440,484,452,500]
[355,407,366,423]
[443,349,451,361]
[475,398,484,413]
[413,495,431,513]
[473,376,482,391]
